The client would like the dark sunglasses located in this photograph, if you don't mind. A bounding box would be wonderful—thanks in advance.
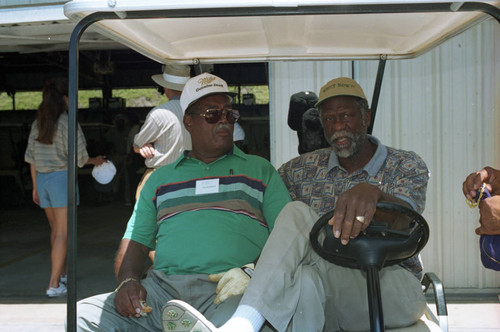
[190,108,240,124]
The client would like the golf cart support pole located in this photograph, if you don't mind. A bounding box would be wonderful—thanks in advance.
[66,3,500,331]
[368,56,387,135]
[67,12,118,332]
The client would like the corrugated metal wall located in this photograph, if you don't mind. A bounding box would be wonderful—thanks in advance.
[270,19,500,289]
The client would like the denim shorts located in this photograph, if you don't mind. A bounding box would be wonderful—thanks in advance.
[36,170,79,208]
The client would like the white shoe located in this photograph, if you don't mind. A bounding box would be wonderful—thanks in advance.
[162,300,217,332]
[60,275,67,285]
[46,283,67,297]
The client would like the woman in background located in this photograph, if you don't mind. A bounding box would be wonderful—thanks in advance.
[24,78,106,297]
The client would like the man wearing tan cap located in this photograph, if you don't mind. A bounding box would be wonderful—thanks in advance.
[162,77,431,332]
[133,64,193,201]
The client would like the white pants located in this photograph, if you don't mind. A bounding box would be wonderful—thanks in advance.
[241,201,426,332]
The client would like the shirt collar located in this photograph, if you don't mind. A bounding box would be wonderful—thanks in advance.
[173,145,247,168]
[327,135,387,176]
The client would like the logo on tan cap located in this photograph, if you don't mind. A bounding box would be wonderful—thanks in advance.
[315,77,367,108]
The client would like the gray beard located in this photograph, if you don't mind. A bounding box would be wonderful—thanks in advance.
[328,130,366,159]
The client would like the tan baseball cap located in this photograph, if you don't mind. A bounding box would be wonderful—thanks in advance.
[315,77,367,108]
[151,64,191,91]
[180,72,236,112]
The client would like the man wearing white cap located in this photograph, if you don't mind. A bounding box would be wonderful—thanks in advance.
[162,77,431,332]
[75,73,291,331]
[133,64,192,201]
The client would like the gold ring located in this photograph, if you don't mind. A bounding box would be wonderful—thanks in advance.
[355,216,365,223]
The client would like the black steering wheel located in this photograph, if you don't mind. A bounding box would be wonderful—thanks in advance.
[309,201,429,270]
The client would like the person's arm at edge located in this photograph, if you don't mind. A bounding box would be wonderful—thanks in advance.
[477,196,500,235]
[463,166,500,199]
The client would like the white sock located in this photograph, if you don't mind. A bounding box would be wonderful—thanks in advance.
[218,305,265,332]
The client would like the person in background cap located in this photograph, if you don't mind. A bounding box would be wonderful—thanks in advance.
[133,64,192,203]
[75,73,291,331]
[162,76,430,332]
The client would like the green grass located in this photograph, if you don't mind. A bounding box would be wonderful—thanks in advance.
[112,88,168,107]
[228,85,269,104]
[0,85,269,111]
[0,91,42,110]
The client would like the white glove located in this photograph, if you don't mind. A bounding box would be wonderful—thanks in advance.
[208,263,254,305]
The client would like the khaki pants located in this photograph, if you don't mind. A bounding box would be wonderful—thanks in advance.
[76,272,241,332]
[241,201,426,332]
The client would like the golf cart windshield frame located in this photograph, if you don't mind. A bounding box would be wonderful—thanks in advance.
[65,2,500,331]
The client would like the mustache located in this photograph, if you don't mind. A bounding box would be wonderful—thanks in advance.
[215,123,231,133]
[329,130,355,142]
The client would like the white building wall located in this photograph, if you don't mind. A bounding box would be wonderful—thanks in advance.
[269,19,500,289]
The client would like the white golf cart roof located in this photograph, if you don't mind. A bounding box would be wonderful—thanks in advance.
[64,0,500,64]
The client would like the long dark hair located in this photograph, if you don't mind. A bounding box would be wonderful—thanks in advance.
[36,77,68,144]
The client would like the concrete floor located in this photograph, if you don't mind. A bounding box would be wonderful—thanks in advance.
[0,196,498,332]
[0,197,129,301]
[0,193,131,331]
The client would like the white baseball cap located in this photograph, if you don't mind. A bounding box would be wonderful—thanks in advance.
[91,161,117,185]
[180,72,236,112]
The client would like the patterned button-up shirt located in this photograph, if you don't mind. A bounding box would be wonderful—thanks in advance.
[278,135,429,279]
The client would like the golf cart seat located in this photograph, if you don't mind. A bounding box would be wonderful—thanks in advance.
[310,201,448,332]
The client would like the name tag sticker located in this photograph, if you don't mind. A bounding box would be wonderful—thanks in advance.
[195,178,220,195]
